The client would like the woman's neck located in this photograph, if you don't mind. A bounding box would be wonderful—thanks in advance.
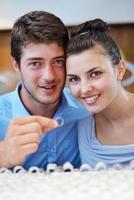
[95,89,134,124]
[94,91,134,145]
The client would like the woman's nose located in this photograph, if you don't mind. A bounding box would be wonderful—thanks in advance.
[81,79,93,94]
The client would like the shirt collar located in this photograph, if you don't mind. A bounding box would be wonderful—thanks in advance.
[11,83,30,118]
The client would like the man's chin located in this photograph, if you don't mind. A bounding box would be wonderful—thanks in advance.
[37,97,60,105]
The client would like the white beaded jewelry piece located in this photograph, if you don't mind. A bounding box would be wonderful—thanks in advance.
[112,163,123,170]
[63,162,74,172]
[95,161,107,171]
[46,163,58,173]
[13,165,26,173]
[128,160,134,170]
[80,163,92,172]
[0,167,12,174]
[29,166,44,173]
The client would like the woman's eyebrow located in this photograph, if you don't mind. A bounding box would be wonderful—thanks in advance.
[87,67,100,74]
[67,74,78,77]
[67,67,100,76]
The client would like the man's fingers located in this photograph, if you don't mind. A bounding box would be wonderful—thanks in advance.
[11,133,40,146]
[10,116,58,132]
[8,122,42,137]
[34,116,58,132]
[20,143,38,155]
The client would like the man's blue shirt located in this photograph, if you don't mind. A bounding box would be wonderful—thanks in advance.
[0,84,89,169]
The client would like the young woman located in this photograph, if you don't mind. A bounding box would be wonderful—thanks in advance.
[66,19,134,168]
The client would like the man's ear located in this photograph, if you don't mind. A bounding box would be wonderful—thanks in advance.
[117,60,126,81]
[11,56,20,72]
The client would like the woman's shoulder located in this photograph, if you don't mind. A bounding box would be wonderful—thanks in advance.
[78,114,94,136]
[78,113,94,125]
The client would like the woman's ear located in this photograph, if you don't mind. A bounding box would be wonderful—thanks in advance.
[11,56,20,72]
[117,60,126,81]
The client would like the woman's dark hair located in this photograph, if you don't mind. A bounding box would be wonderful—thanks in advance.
[66,18,121,65]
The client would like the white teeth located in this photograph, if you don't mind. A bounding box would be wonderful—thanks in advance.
[85,95,98,104]
[41,85,54,89]
[45,86,53,89]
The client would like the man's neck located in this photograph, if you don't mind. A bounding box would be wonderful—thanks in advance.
[19,88,61,118]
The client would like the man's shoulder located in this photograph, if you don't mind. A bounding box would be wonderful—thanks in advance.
[0,91,15,115]
[0,91,14,104]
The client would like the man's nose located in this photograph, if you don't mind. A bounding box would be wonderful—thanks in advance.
[41,64,55,82]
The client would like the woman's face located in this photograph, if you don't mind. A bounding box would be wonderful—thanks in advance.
[66,47,121,113]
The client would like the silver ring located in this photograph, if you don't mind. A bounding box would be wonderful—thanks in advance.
[55,117,64,127]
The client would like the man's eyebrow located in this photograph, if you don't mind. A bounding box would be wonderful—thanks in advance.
[53,56,65,59]
[26,56,65,61]
[27,57,44,61]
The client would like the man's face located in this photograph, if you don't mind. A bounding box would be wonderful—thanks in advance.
[15,43,66,107]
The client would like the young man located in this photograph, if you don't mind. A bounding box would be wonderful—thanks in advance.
[0,11,89,169]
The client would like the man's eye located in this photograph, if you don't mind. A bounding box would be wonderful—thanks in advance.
[53,59,65,67]
[29,62,42,69]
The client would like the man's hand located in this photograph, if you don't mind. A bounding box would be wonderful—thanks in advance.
[0,116,58,168]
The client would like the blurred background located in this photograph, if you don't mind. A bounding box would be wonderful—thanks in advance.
[0,0,134,94]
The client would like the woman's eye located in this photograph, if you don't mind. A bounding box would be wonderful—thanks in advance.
[68,76,80,83]
[91,71,102,78]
